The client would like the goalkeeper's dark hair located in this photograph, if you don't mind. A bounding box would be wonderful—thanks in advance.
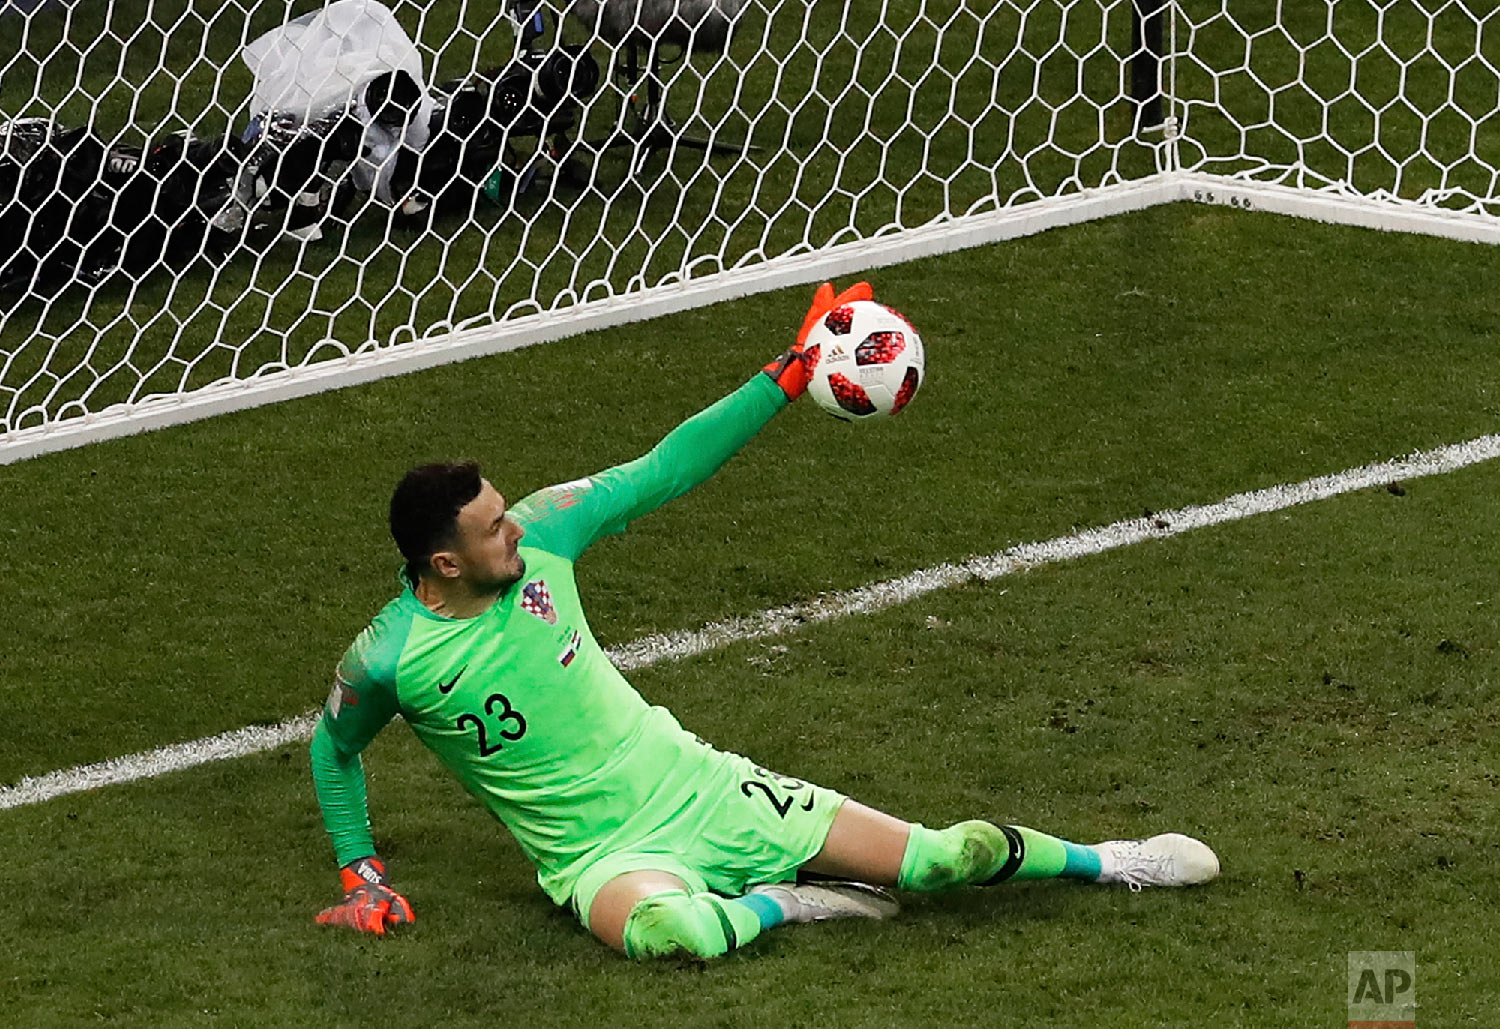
[389,461,483,582]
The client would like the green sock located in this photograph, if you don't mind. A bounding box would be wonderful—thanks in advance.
[729,892,786,933]
[1005,825,1102,881]
[623,890,775,960]
[897,821,1102,891]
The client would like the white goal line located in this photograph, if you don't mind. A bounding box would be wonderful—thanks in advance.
[4,431,1499,812]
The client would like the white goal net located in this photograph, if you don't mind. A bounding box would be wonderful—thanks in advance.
[1171,2,1500,234]
[1,0,1495,461]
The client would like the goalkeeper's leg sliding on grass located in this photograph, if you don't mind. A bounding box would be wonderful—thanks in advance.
[309,281,1219,958]
[578,804,1218,961]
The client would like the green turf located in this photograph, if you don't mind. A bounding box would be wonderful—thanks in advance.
[1,203,1498,1024]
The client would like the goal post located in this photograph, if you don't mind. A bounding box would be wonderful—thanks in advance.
[4,0,1500,464]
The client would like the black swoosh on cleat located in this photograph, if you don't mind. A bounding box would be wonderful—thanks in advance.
[437,666,467,695]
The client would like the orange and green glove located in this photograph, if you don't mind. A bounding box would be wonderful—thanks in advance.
[763,280,874,400]
[315,856,415,935]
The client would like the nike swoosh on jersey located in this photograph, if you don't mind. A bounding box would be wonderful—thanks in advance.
[437,666,467,694]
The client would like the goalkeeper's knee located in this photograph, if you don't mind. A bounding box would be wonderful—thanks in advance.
[898,820,1024,891]
[622,890,740,961]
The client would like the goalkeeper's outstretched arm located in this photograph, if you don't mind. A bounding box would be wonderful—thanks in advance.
[512,281,871,561]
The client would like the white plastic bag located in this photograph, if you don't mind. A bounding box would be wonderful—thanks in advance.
[242,0,433,202]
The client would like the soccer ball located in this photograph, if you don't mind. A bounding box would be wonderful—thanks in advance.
[804,299,925,421]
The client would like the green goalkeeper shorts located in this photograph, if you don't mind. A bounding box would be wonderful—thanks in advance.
[569,750,846,929]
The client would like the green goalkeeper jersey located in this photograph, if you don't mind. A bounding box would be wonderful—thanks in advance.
[310,375,786,903]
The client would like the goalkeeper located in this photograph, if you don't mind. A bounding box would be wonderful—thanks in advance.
[311,282,1220,959]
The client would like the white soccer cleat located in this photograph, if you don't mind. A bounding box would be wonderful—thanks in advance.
[1094,832,1220,890]
[748,880,901,923]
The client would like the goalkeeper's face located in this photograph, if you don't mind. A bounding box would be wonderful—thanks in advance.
[447,479,527,592]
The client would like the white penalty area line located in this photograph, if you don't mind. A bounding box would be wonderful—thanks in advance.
[4,433,1499,812]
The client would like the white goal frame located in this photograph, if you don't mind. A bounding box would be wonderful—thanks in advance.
[4,0,1498,464]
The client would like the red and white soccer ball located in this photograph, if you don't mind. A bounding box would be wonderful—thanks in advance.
[804,299,925,421]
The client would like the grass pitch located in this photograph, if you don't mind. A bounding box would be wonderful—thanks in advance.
[2,203,1499,1025]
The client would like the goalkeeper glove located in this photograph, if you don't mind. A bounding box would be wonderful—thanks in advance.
[762,280,874,400]
[315,856,415,935]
